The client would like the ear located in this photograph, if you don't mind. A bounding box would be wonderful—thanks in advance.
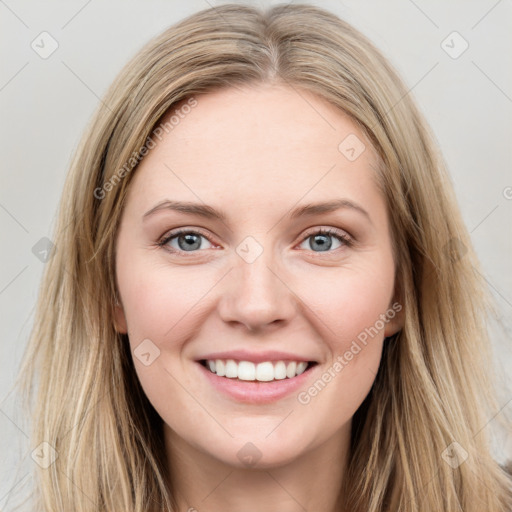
[384,285,404,338]
[384,305,403,337]
[113,300,128,334]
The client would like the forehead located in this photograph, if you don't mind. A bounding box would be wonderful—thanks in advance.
[127,84,383,217]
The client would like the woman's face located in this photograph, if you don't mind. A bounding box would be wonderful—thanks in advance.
[114,83,402,468]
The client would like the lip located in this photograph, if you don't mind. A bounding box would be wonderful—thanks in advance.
[195,360,319,404]
[195,349,317,364]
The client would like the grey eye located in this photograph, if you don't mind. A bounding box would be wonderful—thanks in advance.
[166,232,213,252]
[299,232,343,252]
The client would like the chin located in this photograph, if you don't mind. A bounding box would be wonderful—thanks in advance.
[213,432,310,470]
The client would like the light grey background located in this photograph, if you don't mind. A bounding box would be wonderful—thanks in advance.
[1,0,511,509]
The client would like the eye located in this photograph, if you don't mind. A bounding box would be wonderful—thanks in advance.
[297,228,352,253]
[157,227,352,256]
[158,229,215,253]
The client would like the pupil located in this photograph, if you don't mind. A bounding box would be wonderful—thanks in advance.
[311,234,331,252]
[178,233,201,251]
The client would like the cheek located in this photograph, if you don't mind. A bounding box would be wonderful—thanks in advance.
[294,268,390,419]
[118,260,217,344]
[294,258,395,349]
[117,263,218,411]
[291,257,394,407]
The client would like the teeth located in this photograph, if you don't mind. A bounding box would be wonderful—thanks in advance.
[255,361,274,381]
[225,360,238,378]
[296,361,308,375]
[274,361,287,380]
[204,359,312,381]
[238,361,255,381]
[286,361,297,378]
[216,360,225,377]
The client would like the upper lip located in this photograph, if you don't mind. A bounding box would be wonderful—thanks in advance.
[195,349,318,364]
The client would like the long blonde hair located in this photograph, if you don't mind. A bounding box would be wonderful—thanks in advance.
[12,3,511,511]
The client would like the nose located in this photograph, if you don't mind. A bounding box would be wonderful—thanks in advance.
[217,250,297,333]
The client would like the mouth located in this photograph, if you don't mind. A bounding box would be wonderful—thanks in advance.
[198,359,319,382]
[196,358,319,403]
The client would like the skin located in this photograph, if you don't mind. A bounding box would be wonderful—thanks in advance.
[114,83,403,512]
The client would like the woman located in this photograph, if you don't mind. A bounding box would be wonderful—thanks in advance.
[15,3,512,511]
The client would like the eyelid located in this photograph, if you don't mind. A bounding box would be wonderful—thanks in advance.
[298,226,352,243]
[158,226,213,245]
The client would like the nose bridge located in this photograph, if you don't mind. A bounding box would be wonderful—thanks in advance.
[218,240,296,331]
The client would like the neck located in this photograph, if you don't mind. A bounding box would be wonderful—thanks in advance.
[164,423,350,512]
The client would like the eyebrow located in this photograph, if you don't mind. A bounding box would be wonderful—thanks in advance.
[143,198,372,224]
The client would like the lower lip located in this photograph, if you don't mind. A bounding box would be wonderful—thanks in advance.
[196,361,318,404]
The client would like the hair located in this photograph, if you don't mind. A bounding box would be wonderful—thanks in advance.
[11,3,511,511]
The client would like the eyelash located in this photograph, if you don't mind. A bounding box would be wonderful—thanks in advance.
[157,227,353,256]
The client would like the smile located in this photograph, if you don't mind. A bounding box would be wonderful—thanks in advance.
[200,359,317,382]
[196,359,319,404]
